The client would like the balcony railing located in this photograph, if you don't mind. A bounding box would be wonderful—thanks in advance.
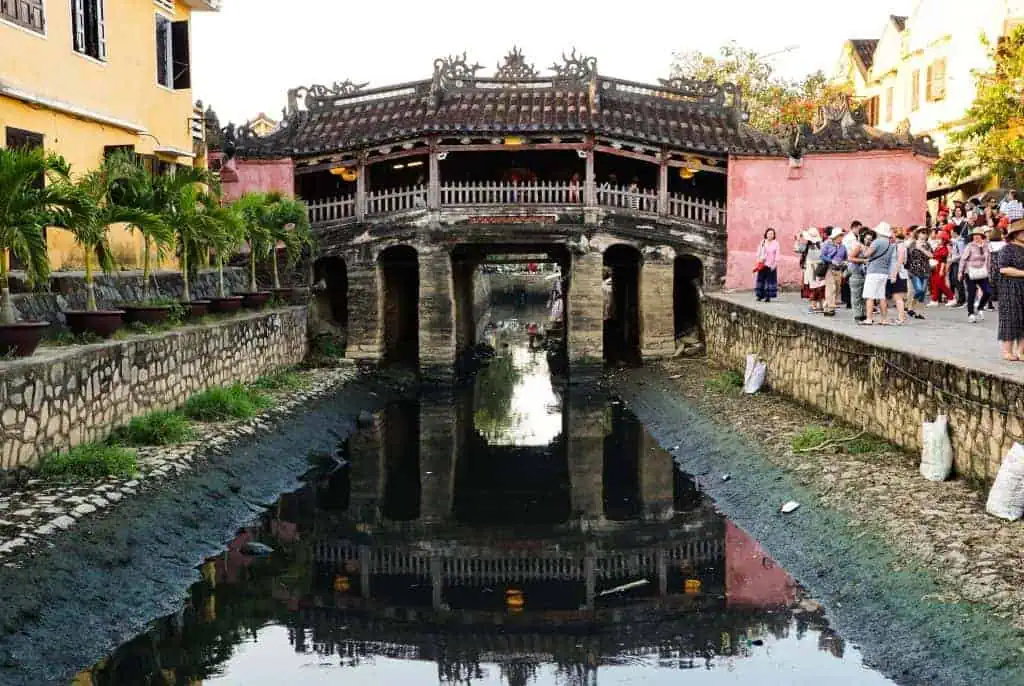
[308,181,726,228]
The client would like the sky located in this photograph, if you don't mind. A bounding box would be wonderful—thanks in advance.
[191,0,915,125]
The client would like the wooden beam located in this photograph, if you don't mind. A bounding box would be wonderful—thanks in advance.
[593,144,660,165]
[437,142,586,153]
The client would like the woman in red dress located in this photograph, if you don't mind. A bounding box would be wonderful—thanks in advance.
[928,230,956,306]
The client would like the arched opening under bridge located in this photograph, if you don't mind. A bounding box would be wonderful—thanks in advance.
[603,245,642,365]
[378,246,420,368]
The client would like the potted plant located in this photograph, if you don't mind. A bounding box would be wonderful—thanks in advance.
[160,170,221,318]
[232,192,273,309]
[104,151,177,325]
[0,147,79,356]
[60,156,163,338]
[204,194,245,314]
[264,196,313,304]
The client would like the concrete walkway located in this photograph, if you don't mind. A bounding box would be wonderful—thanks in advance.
[712,290,1024,384]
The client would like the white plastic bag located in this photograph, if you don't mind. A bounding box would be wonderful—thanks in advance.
[919,415,953,482]
[986,442,1024,521]
[743,354,766,395]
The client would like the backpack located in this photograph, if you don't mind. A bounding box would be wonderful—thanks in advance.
[906,247,931,279]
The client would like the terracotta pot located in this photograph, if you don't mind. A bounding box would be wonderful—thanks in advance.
[271,287,295,304]
[186,300,211,319]
[207,296,244,314]
[237,291,272,309]
[64,310,125,338]
[121,305,172,325]
[0,321,50,358]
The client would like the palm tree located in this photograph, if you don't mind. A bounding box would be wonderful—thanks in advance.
[158,169,222,303]
[0,147,79,324]
[264,196,312,290]
[62,157,165,311]
[203,194,245,298]
[231,192,274,293]
[104,151,176,301]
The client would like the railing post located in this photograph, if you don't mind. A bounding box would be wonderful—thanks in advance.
[658,153,669,217]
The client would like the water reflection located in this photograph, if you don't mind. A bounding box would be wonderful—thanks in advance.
[74,305,894,686]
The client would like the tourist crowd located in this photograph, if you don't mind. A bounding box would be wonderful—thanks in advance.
[753,194,1024,361]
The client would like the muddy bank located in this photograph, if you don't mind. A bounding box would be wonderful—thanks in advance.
[0,375,398,686]
[610,366,1024,686]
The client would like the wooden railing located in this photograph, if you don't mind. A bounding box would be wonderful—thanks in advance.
[595,184,659,214]
[308,195,356,224]
[667,192,726,226]
[366,185,427,215]
[441,181,582,206]
[307,182,725,228]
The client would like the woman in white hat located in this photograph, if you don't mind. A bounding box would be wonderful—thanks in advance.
[796,227,826,313]
[958,226,993,324]
[860,222,894,325]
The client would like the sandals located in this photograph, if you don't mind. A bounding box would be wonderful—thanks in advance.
[1003,354,1022,362]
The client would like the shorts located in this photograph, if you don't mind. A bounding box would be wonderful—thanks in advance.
[886,277,908,297]
[863,273,888,301]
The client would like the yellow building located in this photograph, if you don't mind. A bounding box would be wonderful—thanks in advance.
[0,0,221,270]
[248,112,279,137]
[834,0,1024,199]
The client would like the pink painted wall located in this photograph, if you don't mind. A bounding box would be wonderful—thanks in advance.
[725,521,797,609]
[213,153,295,203]
[725,151,933,289]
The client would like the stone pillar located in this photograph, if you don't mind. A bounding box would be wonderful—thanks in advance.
[452,259,479,357]
[348,413,383,525]
[658,155,669,217]
[567,397,606,525]
[640,255,676,359]
[419,247,455,382]
[640,429,674,521]
[345,263,381,365]
[567,250,604,373]
[419,394,457,523]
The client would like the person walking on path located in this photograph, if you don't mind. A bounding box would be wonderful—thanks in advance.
[997,220,1024,361]
[990,227,1007,309]
[887,226,910,324]
[959,227,993,324]
[948,223,966,307]
[861,222,894,326]
[797,228,825,313]
[847,225,873,322]
[821,227,848,316]
[928,230,957,306]
[906,227,932,315]
[754,228,780,302]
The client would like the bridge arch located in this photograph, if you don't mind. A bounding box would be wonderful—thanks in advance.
[312,255,349,331]
[377,245,420,367]
[603,244,642,365]
[673,254,704,341]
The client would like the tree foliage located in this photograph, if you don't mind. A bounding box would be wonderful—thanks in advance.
[670,42,851,135]
[933,26,1024,188]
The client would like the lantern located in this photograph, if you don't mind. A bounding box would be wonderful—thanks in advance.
[679,155,701,180]
[505,587,525,611]
[504,136,525,146]
[334,574,352,593]
[330,166,359,182]
[684,578,703,595]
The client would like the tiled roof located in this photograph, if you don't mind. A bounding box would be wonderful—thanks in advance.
[890,14,907,31]
[850,39,879,71]
[794,100,938,158]
[229,52,785,158]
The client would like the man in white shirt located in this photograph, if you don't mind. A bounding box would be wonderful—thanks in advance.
[841,221,863,309]
[1000,191,1023,222]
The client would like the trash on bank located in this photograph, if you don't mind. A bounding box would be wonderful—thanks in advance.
[597,579,650,597]
[743,354,767,394]
[780,501,800,514]
[986,442,1024,521]
[721,474,731,482]
[241,541,274,556]
[920,414,953,482]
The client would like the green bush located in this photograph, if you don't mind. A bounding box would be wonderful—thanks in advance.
[40,443,137,482]
[251,368,309,392]
[183,384,271,422]
[704,370,744,393]
[109,411,195,446]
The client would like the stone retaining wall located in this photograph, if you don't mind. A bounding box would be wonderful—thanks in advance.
[0,307,309,470]
[702,296,1021,485]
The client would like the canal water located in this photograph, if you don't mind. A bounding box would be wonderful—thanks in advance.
[72,304,895,685]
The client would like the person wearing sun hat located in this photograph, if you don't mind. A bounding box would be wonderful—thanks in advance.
[996,219,1024,360]
[958,226,993,323]
[796,228,826,312]
[820,227,848,316]
[860,221,894,325]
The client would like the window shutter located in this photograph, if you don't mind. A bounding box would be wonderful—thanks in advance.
[171,21,191,90]
[156,16,169,86]
[97,0,106,60]
[925,64,934,101]
[911,70,920,111]
[933,59,946,100]
[73,0,86,53]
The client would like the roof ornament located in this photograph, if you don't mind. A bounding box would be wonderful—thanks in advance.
[657,76,728,108]
[433,52,484,90]
[495,46,538,80]
[550,48,597,86]
[287,79,369,115]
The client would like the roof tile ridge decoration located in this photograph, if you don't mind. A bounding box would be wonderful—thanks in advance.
[549,48,599,110]
[287,79,370,115]
[790,94,938,157]
[495,46,539,80]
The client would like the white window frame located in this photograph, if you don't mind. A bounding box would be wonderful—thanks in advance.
[72,0,106,62]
